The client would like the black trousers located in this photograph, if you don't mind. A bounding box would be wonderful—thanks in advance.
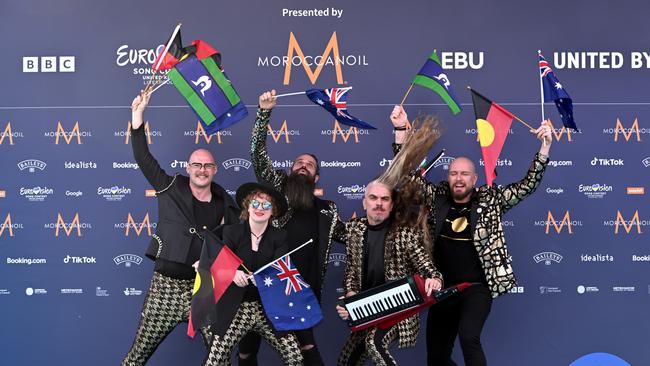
[426,284,493,366]
[239,327,324,365]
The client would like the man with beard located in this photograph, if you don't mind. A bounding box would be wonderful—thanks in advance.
[121,92,239,365]
[238,89,342,365]
[390,106,552,366]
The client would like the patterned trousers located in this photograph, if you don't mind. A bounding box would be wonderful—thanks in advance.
[203,301,303,366]
[337,326,399,366]
[121,272,212,366]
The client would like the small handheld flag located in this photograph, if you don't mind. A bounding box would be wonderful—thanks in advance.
[539,51,577,131]
[306,87,376,129]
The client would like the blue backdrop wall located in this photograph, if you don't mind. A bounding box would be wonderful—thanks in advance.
[1,0,648,365]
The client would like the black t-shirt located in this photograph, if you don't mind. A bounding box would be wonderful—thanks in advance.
[154,193,223,279]
[284,203,319,288]
[434,201,486,286]
[362,219,390,291]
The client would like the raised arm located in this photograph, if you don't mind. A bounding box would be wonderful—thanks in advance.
[130,92,173,191]
[250,90,286,190]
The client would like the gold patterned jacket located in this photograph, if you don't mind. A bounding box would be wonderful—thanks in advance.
[334,217,442,348]
[404,150,549,298]
[250,107,342,298]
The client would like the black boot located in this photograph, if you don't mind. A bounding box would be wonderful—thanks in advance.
[301,347,325,366]
[237,354,258,366]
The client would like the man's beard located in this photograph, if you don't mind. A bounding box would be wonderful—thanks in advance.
[451,185,473,201]
[285,171,316,210]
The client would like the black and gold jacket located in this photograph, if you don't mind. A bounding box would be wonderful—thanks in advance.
[250,108,342,298]
[334,217,442,348]
[402,147,549,298]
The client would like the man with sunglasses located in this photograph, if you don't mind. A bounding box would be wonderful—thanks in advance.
[236,90,343,365]
[121,92,239,366]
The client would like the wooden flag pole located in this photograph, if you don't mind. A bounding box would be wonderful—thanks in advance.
[399,83,414,107]
[240,263,253,275]
[144,22,182,94]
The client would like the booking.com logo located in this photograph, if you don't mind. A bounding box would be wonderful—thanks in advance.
[570,353,630,366]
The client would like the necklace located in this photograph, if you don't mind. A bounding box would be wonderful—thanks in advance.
[251,231,263,251]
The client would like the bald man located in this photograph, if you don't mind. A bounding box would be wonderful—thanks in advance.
[390,106,552,366]
[121,93,239,365]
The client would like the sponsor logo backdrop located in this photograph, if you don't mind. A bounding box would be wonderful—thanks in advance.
[1,0,647,365]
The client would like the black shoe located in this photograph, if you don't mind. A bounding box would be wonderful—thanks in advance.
[301,347,325,366]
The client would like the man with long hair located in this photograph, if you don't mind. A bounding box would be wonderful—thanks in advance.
[239,90,343,365]
[390,106,552,366]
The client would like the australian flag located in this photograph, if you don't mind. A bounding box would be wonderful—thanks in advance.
[253,254,323,331]
[539,53,578,131]
[306,87,376,129]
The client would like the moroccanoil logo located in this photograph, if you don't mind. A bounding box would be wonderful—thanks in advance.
[119,121,160,144]
[603,118,648,142]
[0,122,24,145]
[607,210,645,234]
[257,32,368,85]
[45,213,90,237]
[45,122,92,145]
[534,210,582,234]
[321,121,369,143]
[184,121,232,144]
[0,213,21,237]
[546,119,576,142]
[116,213,155,237]
[268,121,300,143]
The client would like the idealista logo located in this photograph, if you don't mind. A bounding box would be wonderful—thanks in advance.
[17,159,46,173]
[63,255,96,264]
[1,213,24,237]
[535,210,582,234]
[321,121,369,143]
[113,254,143,267]
[603,118,648,142]
[337,184,366,200]
[533,252,563,265]
[479,158,512,167]
[44,213,91,237]
[581,253,614,262]
[578,183,612,199]
[185,121,232,145]
[45,121,91,145]
[64,161,97,169]
[118,121,161,144]
[576,285,599,294]
[20,186,54,202]
[268,121,300,144]
[258,31,368,85]
[116,213,155,236]
[327,252,347,267]
[590,157,624,167]
[115,43,169,85]
[605,210,645,234]
[0,122,24,145]
[222,158,251,172]
[97,186,132,202]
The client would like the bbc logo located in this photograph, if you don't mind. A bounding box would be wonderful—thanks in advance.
[23,56,75,73]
